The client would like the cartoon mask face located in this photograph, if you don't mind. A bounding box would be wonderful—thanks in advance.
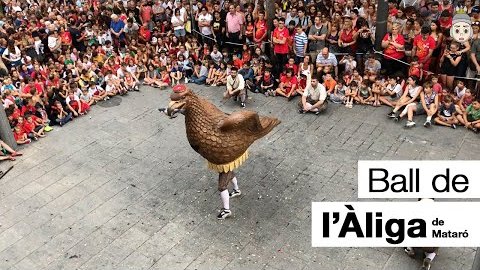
[451,21,472,42]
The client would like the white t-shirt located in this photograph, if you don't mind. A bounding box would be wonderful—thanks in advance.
[171,15,185,30]
[198,13,213,35]
[48,36,59,50]
[210,51,223,63]
[2,47,21,62]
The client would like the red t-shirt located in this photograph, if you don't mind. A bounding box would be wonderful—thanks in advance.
[273,27,290,54]
[284,63,298,75]
[22,121,35,134]
[255,19,267,41]
[233,58,244,69]
[13,130,25,141]
[382,33,405,60]
[22,83,44,96]
[280,75,297,94]
[413,35,435,60]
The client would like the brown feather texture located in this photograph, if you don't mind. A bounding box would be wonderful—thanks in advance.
[177,90,280,166]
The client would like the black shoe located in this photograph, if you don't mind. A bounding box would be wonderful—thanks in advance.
[217,208,232,220]
[387,112,397,118]
[473,127,479,133]
[424,120,431,128]
[287,95,295,101]
[298,109,305,114]
[451,124,457,129]
[315,111,321,115]
[241,102,246,108]
[233,96,238,102]
[394,116,400,122]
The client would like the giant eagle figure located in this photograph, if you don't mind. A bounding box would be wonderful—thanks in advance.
[160,84,280,219]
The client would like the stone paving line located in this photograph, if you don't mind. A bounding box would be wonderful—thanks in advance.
[0,84,477,270]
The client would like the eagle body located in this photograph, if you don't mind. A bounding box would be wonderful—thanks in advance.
[182,92,280,166]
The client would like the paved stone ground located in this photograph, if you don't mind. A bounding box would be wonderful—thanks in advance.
[0,84,477,270]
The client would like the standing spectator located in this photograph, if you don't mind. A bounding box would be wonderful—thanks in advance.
[308,16,328,61]
[253,11,268,50]
[110,14,126,48]
[412,26,435,72]
[124,18,140,42]
[226,4,244,50]
[212,11,225,47]
[197,7,214,48]
[272,18,290,77]
[293,25,308,64]
[338,16,357,54]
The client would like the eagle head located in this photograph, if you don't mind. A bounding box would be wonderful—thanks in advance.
[162,84,192,119]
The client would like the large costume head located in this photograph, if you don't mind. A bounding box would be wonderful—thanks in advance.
[451,7,473,43]
[166,84,190,118]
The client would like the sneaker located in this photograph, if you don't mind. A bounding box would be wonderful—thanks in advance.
[421,258,432,270]
[44,125,53,132]
[265,92,269,97]
[424,120,431,128]
[241,102,246,108]
[315,111,321,115]
[185,78,189,84]
[387,112,397,118]
[233,96,238,102]
[405,121,416,128]
[451,124,457,129]
[404,247,415,258]
[217,208,232,220]
[211,83,217,87]
[229,189,242,198]
[298,109,306,114]
[394,116,400,122]
[473,127,479,133]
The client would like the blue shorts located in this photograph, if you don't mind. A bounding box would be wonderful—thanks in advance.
[174,29,186,37]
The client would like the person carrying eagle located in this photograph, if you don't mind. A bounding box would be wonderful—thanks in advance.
[160,84,281,219]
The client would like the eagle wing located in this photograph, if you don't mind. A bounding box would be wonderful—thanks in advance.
[218,110,281,139]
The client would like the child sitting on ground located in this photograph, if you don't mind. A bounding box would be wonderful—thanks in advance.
[357,80,374,105]
[21,114,46,140]
[296,74,307,96]
[258,68,275,96]
[434,95,459,129]
[457,99,480,132]
[330,80,347,104]
[275,68,298,100]
[88,81,108,101]
[371,77,385,107]
[66,90,90,117]
[80,86,95,106]
[453,80,467,103]
[50,100,73,126]
[457,88,475,113]
[345,81,358,108]
[13,125,31,144]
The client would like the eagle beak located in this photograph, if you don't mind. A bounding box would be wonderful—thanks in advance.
[165,100,186,119]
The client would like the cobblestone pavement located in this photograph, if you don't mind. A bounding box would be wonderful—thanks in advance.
[0,84,477,270]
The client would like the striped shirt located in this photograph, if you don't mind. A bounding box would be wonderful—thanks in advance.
[294,32,308,57]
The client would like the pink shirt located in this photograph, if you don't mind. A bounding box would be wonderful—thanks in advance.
[226,12,243,33]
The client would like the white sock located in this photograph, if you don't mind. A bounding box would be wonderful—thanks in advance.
[427,116,432,121]
[232,177,239,190]
[425,252,436,261]
[220,190,229,210]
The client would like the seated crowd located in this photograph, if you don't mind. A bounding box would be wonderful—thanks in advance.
[0,0,480,164]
